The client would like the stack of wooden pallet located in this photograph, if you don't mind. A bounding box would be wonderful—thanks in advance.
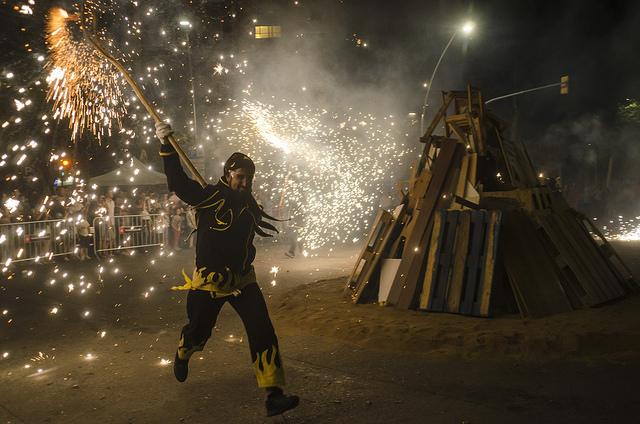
[344,87,637,318]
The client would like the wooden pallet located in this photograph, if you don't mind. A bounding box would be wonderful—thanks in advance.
[482,187,554,213]
[419,210,502,316]
[501,209,574,318]
[574,211,638,292]
[531,209,627,307]
[496,132,539,188]
[344,205,404,303]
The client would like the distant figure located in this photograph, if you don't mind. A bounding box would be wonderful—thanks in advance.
[76,206,91,261]
[284,201,304,258]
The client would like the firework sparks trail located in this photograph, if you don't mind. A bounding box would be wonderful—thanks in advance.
[218,97,414,251]
[599,216,640,241]
[45,4,125,142]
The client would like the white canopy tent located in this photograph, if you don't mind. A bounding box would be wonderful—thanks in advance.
[88,158,167,187]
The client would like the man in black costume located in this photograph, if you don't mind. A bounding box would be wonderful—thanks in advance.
[156,122,299,417]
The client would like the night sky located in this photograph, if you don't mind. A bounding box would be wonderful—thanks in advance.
[1,0,640,200]
[331,0,640,137]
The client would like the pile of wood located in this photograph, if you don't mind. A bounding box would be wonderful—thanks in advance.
[344,87,637,318]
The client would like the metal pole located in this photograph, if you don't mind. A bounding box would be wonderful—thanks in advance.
[185,31,198,153]
[420,31,458,135]
[485,82,562,104]
[80,5,205,187]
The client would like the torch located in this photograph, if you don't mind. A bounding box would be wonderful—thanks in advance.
[47,2,206,188]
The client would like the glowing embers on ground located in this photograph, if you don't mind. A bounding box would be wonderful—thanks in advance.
[45,6,125,142]
[217,97,414,252]
[1,247,175,379]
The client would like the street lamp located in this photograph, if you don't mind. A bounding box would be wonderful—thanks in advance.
[420,22,474,134]
[180,20,197,149]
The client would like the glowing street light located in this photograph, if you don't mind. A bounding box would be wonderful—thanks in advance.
[420,22,474,134]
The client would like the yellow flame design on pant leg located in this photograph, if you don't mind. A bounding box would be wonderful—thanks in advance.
[177,336,205,360]
[252,344,286,388]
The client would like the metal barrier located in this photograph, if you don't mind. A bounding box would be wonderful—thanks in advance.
[93,213,165,256]
[0,213,166,266]
[0,218,77,266]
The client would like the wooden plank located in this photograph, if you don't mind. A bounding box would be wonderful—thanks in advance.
[534,212,601,305]
[532,211,622,306]
[387,139,464,309]
[447,120,471,146]
[408,170,432,213]
[452,155,470,210]
[430,210,460,311]
[457,211,487,315]
[446,211,471,313]
[556,211,626,299]
[388,170,431,258]
[553,213,613,299]
[422,92,455,139]
[419,212,445,310]
[344,207,401,303]
[395,144,465,310]
[457,211,486,315]
[344,209,386,300]
[576,211,638,291]
[467,153,477,187]
[501,209,573,318]
[476,211,502,316]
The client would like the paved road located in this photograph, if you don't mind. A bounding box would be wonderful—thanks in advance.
[1,240,639,423]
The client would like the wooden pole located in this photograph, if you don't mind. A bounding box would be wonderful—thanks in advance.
[80,4,206,188]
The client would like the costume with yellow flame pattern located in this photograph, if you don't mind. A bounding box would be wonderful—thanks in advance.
[162,146,286,388]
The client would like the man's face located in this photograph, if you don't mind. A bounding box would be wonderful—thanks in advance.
[225,167,254,196]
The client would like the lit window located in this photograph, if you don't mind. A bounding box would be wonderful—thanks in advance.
[255,25,281,39]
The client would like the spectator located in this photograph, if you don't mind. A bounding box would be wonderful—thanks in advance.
[171,206,184,250]
[76,206,91,261]
[184,205,196,248]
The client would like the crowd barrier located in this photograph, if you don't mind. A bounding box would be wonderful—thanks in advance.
[93,213,165,256]
[0,214,166,266]
[0,218,77,265]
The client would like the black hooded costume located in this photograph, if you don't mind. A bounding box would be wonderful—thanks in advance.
[161,145,285,387]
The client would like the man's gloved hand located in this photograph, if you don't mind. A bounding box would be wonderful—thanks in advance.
[155,121,174,145]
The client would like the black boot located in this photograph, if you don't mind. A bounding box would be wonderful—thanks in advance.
[265,387,299,417]
[173,352,189,382]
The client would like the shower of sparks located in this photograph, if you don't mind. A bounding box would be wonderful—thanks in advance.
[217,97,414,251]
[600,216,640,241]
[44,5,126,142]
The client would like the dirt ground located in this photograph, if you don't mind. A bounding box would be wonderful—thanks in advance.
[1,239,639,423]
[271,275,640,363]
[267,238,640,363]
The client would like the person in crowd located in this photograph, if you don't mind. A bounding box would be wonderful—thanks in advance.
[103,190,116,256]
[184,205,196,248]
[284,200,305,258]
[170,206,184,250]
[75,205,91,261]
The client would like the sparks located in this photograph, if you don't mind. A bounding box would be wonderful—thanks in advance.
[44,6,126,142]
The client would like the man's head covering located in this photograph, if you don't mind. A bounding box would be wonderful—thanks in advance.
[224,152,255,173]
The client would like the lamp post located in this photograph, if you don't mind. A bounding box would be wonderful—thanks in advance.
[420,22,474,134]
[180,20,197,151]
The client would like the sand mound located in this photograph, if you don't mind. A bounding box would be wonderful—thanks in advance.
[270,276,640,362]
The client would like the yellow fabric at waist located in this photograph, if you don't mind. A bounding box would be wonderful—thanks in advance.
[172,266,256,297]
